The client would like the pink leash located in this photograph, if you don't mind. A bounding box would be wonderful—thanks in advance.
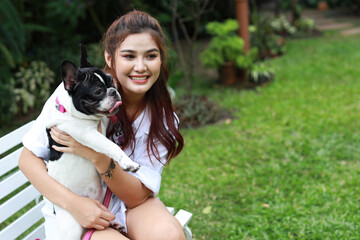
[82,187,112,240]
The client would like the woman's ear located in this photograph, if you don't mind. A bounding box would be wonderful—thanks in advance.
[104,51,112,68]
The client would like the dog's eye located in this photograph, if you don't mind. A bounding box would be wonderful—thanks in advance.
[94,89,103,96]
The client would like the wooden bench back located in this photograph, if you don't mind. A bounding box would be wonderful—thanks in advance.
[0,120,46,240]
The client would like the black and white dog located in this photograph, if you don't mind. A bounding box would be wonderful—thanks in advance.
[45,44,140,239]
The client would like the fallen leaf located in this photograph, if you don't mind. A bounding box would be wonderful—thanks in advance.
[262,203,270,208]
[202,206,212,214]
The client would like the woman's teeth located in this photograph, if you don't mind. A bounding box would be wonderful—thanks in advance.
[130,76,148,80]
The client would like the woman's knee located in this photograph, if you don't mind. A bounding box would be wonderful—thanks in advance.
[151,222,186,240]
[126,197,186,240]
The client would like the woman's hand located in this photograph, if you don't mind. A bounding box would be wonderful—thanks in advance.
[19,148,115,230]
[49,126,101,163]
[66,194,116,230]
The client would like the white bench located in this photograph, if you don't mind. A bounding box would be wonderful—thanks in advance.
[0,120,192,240]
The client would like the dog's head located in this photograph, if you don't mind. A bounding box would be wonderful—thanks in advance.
[61,44,122,116]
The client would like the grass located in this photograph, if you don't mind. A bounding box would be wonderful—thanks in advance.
[159,33,360,239]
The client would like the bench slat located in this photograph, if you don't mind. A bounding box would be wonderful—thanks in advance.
[0,121,34,154]
[0,201,45,240]
[175,209,193,228]
[0,170,29,199]
[167,206,175,215]
[0,184,41,223]
[0,147,23,176]
[22,222,46,240]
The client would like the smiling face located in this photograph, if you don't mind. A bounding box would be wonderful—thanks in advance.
[105,32,162,101]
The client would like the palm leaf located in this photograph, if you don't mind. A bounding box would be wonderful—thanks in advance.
[0,42,15,68]
[23,23,54,33]
[0,0,25,48]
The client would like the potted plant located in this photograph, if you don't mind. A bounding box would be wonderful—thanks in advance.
[318,1,329,11]
[250,14,287,59]
[200,19,258,85]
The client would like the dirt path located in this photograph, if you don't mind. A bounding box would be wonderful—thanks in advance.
[302,8,360,36]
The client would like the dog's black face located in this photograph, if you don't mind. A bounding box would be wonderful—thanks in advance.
[61,44,122,116]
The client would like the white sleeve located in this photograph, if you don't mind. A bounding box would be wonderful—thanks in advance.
[22,83,63,160]
[123,108,178,196]
[128,137,167,196]
[22,111,50,160]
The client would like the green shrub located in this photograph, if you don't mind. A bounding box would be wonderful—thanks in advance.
[200,19,258,70]
[86,43,106,68]
[0,0,26,124]
[295,18,315,33]
[13,61,55,114]
[270,15,297,36]
[45,0,87,30]
[250,14,286,58]
[249,61,275,83]
[174,95,233,129]
[0,72,16,124]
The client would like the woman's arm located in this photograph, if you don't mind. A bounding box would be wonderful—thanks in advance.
[50,126,152,208]
[18,147,115,229]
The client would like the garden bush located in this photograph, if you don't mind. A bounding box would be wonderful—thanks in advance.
[174,95,233,129]
[13,61,55,115]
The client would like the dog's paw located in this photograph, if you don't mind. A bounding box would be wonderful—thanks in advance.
[124,162,140,173]
[114,158,140,173]
[110,221,125,232]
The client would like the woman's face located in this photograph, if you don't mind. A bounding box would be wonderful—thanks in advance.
[105,32,162,100]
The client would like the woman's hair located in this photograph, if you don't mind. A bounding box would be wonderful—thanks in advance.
[103,10,183,163]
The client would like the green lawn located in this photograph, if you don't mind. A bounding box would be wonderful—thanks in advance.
[159,33,360,239]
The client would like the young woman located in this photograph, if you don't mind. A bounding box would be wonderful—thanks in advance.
[19,10,185,240]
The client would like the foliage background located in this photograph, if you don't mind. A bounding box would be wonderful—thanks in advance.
[2,0,360,239]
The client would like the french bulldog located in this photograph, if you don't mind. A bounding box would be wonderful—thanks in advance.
[45,44,139,239]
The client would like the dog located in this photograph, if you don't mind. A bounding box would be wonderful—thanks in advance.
[44,44,140,239]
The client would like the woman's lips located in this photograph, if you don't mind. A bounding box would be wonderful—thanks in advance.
[129,75,150,83]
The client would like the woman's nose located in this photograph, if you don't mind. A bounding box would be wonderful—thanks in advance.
[134,59,147,72]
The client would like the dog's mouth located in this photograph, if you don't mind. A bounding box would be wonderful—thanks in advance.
[109,101,122,113]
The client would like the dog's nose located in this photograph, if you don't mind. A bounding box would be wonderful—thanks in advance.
[109,89,116,96]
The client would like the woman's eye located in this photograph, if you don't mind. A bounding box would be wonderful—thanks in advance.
[147,54,157,59]
[124,54,135,59]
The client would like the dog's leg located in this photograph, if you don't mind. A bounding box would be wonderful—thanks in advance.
[82,131,140,172]
[54,205,84,240]
[58,123,140,172]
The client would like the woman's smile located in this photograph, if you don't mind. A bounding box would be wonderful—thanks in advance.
[129,75,150,84]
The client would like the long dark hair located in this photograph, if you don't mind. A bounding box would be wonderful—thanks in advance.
[103,10,183,163]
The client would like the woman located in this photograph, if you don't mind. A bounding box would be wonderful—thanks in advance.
[19,10,185,240]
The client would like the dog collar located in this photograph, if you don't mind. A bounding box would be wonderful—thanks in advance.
[108,115,118,124]
[55,97,67,113]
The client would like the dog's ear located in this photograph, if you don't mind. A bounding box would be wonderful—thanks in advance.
[79,43,93,68]
[61,60,77,92]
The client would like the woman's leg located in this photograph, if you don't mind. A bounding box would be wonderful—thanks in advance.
[126,197,186,240]
[88,227,129,240]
